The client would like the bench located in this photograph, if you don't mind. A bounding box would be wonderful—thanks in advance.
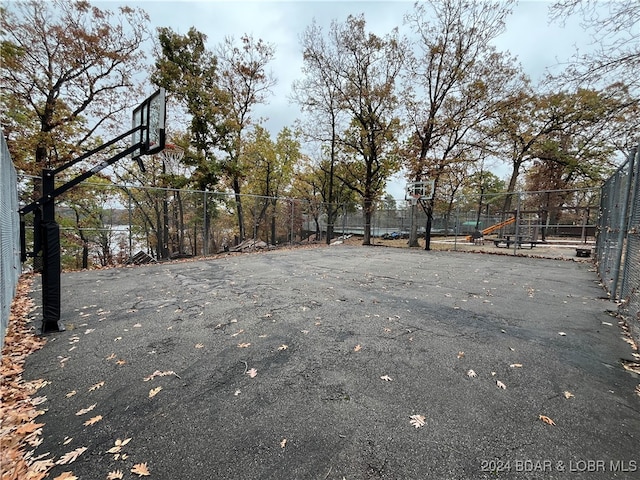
[575,247,592,258]
[493,235,538,249]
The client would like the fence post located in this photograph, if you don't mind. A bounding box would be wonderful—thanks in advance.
[203,189,208,256]
[128,190,133,259]
[611,146,636,299]
[513,192,522,256]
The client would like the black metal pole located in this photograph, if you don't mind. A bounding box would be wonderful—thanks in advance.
[41,168,64,333]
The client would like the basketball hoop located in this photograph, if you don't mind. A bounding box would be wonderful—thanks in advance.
[158,143,185,172]
[408,194,421,206]
[405,180,435,205]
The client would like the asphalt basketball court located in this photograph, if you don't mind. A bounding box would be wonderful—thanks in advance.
[24,245,640,479]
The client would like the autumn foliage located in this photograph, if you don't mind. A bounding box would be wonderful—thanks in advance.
[0,275,48,479]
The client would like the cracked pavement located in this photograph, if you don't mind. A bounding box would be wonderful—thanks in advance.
[24,245,640,479]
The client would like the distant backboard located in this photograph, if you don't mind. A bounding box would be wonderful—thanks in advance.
[131,88,166,159]
[406,180,435,202]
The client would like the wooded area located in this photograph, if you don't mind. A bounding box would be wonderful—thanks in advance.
[2,0,638,265]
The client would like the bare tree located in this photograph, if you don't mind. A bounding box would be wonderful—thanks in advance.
[215,35,276,242]
[402,0,518,248]
[549,0,639,90]
[1,0,150,170]
[295,15,405,245]
[292,21,349,244]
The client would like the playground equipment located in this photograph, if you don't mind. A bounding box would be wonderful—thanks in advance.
[465,217,516,242]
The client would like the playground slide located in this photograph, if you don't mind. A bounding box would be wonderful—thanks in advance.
[466,217,516,242]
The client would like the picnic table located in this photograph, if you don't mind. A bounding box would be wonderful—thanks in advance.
[493,235,539,249]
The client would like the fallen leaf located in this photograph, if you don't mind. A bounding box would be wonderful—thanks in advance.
[55,446,87,465]
[457,351,465,359]
[107,470,124,480]
[143,370,178,381]
[496,380,507,389]
[63,437,73,445]
[106,353,117,360]
[15,422,45,435]
[237,342,251,348]
[231,329,245,337]
[466,369,477,378]
[621,361,640,374]
[354,344,362,352]
[409,414,426,428]
[116,359,126,366]
[53,472,78,480]
[195,343,204,349]
[107,438,132,454]
[380,375,393,382]
[246,368,258,378]
[563,391,574,399]
[75,403,97,416]
[509,363,523,368]
[89,381,105,391]
[83,415,103,426]
[280,438,287,448]
[539,415,556,426]
[149,386,162,398]
[131,462,151,476]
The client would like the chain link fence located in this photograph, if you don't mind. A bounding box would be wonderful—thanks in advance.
[18,178,320,269]
[596,145,640,345]
[335,188,599,250]
[17,176,602,272]
[1,131,21,347]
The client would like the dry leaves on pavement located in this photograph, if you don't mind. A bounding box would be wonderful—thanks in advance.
[409,414,426,429]
[131,462,151,476]
[55,446,87,465]
[53,472,78,480]
[83,415,103,426]
[75,403,97,416]
[539,415,556,426]
[107,437,132,454]
[0,276,50,480]
[149,386,162,398]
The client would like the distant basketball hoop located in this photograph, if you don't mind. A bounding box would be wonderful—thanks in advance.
[405,180,435,206]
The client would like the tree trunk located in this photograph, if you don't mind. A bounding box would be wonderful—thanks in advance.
[408,203,419,247]
[363,196,373,245]
[424,199,434,251]
[233,176,245,242]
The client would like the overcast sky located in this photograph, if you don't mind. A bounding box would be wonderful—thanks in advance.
[97,0,594,197]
